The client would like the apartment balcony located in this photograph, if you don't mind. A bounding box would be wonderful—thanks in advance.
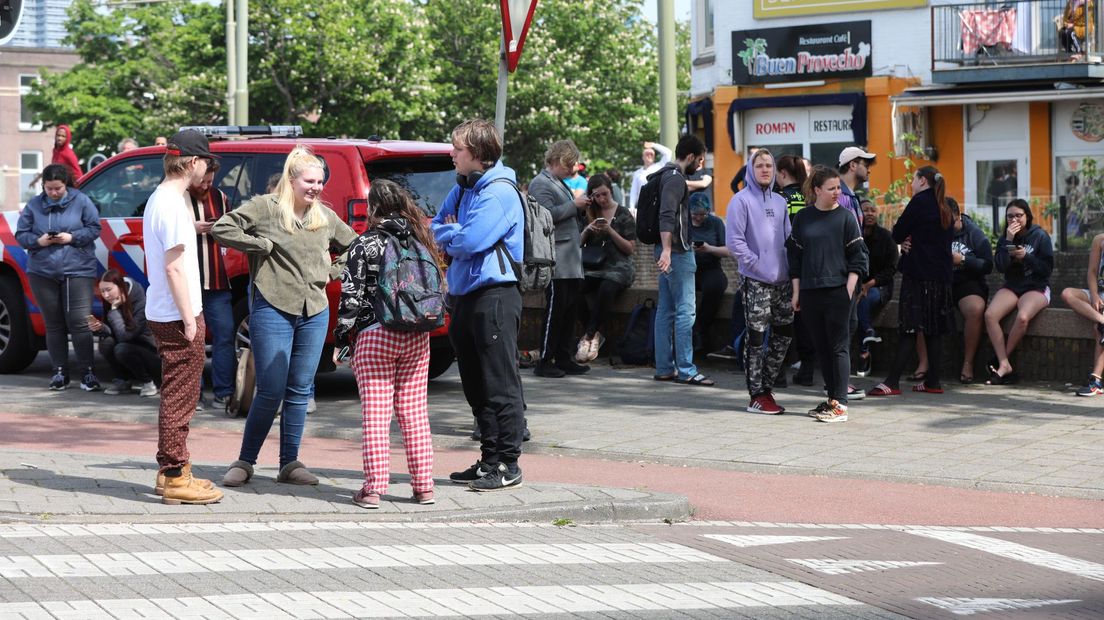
[932,0,1104,84]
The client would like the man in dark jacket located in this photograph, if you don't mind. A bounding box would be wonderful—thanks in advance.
[855,199,899,376]
[528,139,590,378]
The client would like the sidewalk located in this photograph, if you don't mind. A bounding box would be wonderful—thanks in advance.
[4,352,1104,501]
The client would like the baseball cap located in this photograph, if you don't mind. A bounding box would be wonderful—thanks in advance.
[838,146,875,167]
[165,129,218,159]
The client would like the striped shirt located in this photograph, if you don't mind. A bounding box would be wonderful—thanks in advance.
[190,189,231,291]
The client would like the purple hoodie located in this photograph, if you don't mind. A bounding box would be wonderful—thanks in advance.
[725,151,791,285]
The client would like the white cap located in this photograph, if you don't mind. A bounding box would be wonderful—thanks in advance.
[838,146,876,167]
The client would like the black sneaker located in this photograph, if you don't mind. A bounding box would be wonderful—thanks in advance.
[707,345,739,361]
[855,354,871,377]
[469,462,523,491]
[79,369,101,392]
[533,361,566,378]
[49,367,69,391]
[555,359,590,375]
[449,460,493,484]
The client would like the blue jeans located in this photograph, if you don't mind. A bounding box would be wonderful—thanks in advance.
[202,290,235,399]
[857,285,884,352]
[238,292,328,468]
[653,247,698,379]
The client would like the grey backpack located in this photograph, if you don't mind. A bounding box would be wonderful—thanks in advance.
[490,178,555,291]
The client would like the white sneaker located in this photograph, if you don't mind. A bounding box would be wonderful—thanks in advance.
[307,398,317,414]
[815,402,848,423]
[138,381,159,397]
[586,332,605,362]
[575,336,592,364]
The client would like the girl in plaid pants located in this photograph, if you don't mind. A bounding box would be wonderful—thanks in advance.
[335,180,440,508]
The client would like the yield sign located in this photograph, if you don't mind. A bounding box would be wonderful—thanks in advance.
[500,0,539,72]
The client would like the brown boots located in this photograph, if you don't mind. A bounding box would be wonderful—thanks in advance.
[158,463,223,505]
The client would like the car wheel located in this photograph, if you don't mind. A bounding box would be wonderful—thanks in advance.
[0,276,38,373]
[427,347,454,380]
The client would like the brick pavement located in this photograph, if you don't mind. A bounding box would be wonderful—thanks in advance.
[4,352,1103,501]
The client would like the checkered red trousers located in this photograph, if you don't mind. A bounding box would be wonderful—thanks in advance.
[351,327,433,496]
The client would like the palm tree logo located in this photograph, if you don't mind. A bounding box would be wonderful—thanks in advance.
[737,38,768,75]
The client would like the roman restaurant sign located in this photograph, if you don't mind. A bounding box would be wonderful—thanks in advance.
[733,21,873,85]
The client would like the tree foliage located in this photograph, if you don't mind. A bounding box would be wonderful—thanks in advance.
[27,0,690,177]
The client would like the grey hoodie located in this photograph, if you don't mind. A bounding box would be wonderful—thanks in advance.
[725,151,790,285]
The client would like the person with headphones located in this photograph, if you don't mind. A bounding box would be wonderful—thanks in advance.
[431,119,527,492]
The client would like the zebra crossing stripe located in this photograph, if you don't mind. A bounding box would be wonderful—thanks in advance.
[906,529,1104,582]
[0,581,863,618]
[704,534,848,548]
[787,559,942,575]
[916,597,1081,616]
[0,521,598,539]
[0,543,728,578]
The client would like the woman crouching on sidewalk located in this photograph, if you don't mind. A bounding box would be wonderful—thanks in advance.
[334,180,440,508]
[786,166,868,423]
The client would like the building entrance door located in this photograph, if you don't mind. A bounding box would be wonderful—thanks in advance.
[965,148,1029,235]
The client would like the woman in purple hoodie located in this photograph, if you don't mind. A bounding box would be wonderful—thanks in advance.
[726,148,793,416]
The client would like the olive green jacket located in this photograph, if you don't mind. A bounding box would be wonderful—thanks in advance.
[212,194,356,317]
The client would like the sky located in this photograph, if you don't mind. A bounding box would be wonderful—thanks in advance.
[643,0,693,21]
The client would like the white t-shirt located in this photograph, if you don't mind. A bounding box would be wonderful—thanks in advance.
[143,184,203,322]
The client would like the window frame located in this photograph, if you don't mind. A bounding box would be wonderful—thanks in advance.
[693,0,715,60]
[19,74,42,132]
[19,151,44,208]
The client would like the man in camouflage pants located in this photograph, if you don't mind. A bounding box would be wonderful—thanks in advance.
[725,149,794,415]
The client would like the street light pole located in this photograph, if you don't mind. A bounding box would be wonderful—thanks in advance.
[233,0,248,125]
[225,0,236,123]
[657,0,677,147]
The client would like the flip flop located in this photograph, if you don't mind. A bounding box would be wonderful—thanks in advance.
[866,383,901,396]
[913,384,944,393]
[906,371,928,381]
[986,370,1019,386]
[653,373,677,381]
[959,374,975,385]
[676,373,715,386]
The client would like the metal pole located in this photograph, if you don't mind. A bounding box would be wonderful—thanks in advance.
[494,41,508,137]
[226,0,236,123]
[234,0,248,125]
[657,0,677,147]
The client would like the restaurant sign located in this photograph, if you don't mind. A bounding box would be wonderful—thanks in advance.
[733,21,872,85]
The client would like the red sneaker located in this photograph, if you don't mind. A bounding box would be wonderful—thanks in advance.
[747,393,784,415]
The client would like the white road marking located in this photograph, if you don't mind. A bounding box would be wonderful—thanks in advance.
[0,543,727,578]
[787,559,942,575]
[906,528,1104,582]
[917,597,1081,616]
[0,521,604,539]
[683,521,1104,534]
[0,581,863,618]
[704,534,848,548]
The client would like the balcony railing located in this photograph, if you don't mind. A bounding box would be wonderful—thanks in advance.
[933,0,1101,68]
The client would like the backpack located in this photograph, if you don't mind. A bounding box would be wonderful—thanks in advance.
[370,230,446,332]
[489,178,555,291]
[618,298,655,366]
[635,164,678,244]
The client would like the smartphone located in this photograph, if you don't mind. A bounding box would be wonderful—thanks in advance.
[47,231,59,237]
[693,240,704,248]
[593,217,608,225]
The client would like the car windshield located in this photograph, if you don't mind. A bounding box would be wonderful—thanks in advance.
[366,157,455,217]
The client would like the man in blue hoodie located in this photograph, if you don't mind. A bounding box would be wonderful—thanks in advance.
[726,149,792,415]
[432,119,527,492]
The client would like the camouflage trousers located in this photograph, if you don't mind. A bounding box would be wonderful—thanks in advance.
[742,278,795,397]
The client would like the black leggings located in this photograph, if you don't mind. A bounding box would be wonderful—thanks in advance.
[800,286,852,404]
[579,276,626,337]
[694,267,728,343]
[28,274,96,371]
[885,331,943,390]
[100,337,162,383]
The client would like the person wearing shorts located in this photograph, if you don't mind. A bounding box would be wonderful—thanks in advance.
[1060,232,1104,396]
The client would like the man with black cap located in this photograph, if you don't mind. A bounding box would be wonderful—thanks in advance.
[143,129,223,505]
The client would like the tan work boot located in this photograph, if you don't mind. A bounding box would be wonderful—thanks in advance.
[155,463,214,496]
[161,472,223,505]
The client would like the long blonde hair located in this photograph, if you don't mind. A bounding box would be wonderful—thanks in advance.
[273,145,327,232]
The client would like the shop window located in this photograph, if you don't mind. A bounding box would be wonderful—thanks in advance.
[1056,156,1104,248]
[19,152,43,206]
[748,143,803,160]
[975,159,1019,235]
[809,142,854,171]
[19,75,41,131]
[694,0,714,57]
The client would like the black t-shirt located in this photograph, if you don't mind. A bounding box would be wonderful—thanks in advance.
[690,214,725,270]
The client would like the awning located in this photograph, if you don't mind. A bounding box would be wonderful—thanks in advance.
[891,86,1104,107]
[726,92,867,148]
[686,98,714,151]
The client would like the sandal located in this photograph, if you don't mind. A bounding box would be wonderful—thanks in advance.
[653,373,677,381]
[959,374,975,385]
[913,384,944,393]
[866,383,901,396]
[906,370,928,381]
[676,373,715,386]
[986,370,1019,386]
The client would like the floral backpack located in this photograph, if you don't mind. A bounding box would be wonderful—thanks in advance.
[369,230,446,332]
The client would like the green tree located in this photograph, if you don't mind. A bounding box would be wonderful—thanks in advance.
[25,0,226,160]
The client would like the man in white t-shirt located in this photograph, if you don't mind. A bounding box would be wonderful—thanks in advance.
[628,141,672,212]
[143,129,223,505]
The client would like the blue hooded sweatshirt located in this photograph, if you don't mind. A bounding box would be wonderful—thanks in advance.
[431,161,525,296]
[15,186,101,280]
[725,150,790,285]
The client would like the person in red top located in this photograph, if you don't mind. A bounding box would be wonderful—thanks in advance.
[29,125,82,188]
[188,160,235,407]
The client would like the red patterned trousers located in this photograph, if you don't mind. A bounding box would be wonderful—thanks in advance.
[351,327,433,495]
[148,315,206,473]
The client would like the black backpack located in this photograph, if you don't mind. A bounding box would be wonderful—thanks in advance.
[618,298,655,366]
[635,164,678,244]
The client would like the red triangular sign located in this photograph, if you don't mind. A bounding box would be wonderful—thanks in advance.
[500,0,539,72]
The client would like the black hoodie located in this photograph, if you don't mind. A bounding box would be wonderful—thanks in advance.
[995,223,1053,295]
[334,216,416,348]
[951,214,993,288]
